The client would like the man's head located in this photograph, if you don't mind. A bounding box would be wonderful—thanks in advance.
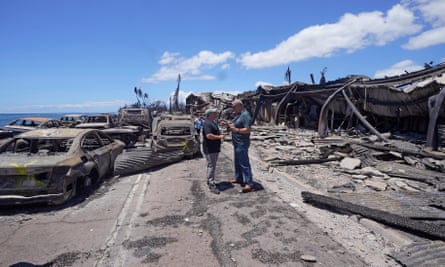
[232,99,243,114]
[205,108,218,120]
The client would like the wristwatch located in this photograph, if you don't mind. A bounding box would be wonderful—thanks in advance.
[237,128,240,133]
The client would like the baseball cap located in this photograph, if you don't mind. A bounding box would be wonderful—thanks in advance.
[205,108,218,116]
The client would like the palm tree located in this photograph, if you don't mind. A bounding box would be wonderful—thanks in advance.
[143,93,149,107]
[134,87,141,106]
[138,88,143,101]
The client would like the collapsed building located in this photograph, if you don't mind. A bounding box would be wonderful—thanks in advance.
[236,62,445,151]
[183,63,445,152]
[185,92,235,117]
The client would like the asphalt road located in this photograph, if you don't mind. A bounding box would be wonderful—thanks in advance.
[0,142,367,267]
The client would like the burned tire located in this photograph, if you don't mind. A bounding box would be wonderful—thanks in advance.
[51,180,77,205]
[77,170,98,190]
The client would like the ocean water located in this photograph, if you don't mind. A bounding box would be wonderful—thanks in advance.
[0,113,67,127]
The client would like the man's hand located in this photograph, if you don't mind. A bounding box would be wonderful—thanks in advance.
[219,121,229,127]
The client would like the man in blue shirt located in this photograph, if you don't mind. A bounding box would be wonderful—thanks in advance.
[225,99,254,192]
[194,116,203,135]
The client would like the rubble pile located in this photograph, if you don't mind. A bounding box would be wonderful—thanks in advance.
[253,126,445,194]
[250,125,445,260]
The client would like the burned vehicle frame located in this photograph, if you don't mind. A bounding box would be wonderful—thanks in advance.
[0,128,125,205]
[151,116,200,157]
[59,114,88,128]
[1,117,63,136]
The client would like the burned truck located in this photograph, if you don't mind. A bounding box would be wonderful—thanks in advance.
[118,107,152,137]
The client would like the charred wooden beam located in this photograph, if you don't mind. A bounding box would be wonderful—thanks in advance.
[427,87,445,150]
[301,191,445,241]
[273,83,298,125]
[318,79,357,138]
[341,89,389,142]
[251,95,264,125]
[270,156,343,166]
[351,140,445,160]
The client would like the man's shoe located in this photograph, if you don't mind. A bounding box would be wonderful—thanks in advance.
[241,185,253,193]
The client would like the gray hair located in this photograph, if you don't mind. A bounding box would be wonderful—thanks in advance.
[232,99,243,106]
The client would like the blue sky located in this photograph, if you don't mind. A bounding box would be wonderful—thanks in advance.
[1,0,444,113]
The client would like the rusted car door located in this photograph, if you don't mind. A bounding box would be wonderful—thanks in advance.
[81,132,111,178]
[97,131,123,160]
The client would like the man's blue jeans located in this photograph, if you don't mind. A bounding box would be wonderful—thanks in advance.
[233,144,253,186]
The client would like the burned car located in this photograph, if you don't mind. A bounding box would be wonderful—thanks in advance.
[118,107,152,130]
[151,118,200,157]
[75,113,117,129]
[59,114,88,128]
[76,113,141,148]
[0,129,13,139]
[1,117,63,136]
[0,128,125,205]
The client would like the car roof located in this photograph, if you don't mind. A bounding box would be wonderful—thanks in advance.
[17,117,52,122]
[61,114,87,117]
[88,113,114,116]
[16,128,95,138]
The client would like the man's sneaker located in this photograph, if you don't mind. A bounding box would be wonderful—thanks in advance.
[209,185,220,194]
[241,185,253,193]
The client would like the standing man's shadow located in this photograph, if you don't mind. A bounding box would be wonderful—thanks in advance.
[216,181,264,193]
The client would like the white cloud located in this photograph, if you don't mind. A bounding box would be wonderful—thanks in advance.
[373,60,423,78]
[403,26,445,49]
[221,63,230,70]
[414,0,445,27]
[158,52,181,65]
[402,0,445,49]
[143,1,444,84]
[239,4,421,69]
[255,81,274,87]
[142,50,235,83]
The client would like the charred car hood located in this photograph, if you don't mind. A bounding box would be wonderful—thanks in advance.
[76,123,108,129]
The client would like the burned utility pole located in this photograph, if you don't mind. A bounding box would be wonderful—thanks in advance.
[285,66,291,85]
[174,73,181,111]
[320,67,327,85]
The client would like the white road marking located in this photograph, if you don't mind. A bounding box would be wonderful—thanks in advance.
[115,173,150,266]
[94,173,150,266]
